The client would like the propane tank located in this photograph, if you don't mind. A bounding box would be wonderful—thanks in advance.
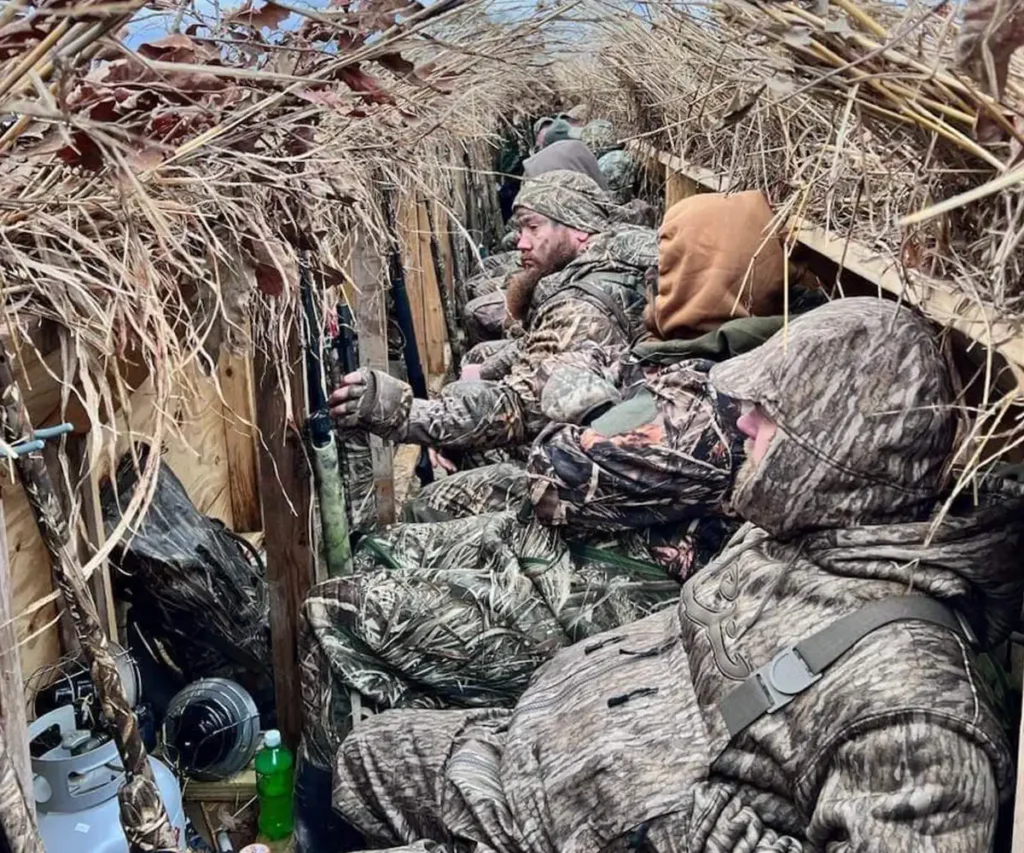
[30,706,186,853]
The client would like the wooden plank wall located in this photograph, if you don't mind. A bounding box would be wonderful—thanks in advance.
[5,188,455,698]
[398,192,449,378]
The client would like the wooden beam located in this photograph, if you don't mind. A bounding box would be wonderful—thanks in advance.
[665,168,701,209]
[350,223,395,526]
[398,194,431,377]
[218,352,261,533]
[253,331,312,748]
[791,225,1024,371]
[0,496,34,820]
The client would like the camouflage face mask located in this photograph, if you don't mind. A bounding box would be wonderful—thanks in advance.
[513,169,614,234]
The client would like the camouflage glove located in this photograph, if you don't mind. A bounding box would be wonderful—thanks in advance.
[329,368,412,438]
[540,366,622,425]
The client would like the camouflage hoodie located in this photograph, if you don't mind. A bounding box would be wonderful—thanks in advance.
[346,225,656,451]
[497,298,1022,852]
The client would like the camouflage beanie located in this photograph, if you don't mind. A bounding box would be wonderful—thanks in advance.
[580,119,619,158]
[538,118,575,149]
[513,169,615,234]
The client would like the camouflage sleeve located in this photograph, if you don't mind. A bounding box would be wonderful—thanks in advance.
[526,361,740,532]
[402,297,632,451]
[503,297,633,429]
[478,340,521,381]
[401,380,531,450]
[806,721,999,851]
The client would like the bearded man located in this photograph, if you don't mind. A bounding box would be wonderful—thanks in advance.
[328,170,654,456]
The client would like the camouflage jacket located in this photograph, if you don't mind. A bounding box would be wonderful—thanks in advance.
[497,301,1023,853]
[527,357,743,534]
[349,226,656,451]
[521,316,792,535]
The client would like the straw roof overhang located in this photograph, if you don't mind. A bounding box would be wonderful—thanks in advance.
[0,0,555,553]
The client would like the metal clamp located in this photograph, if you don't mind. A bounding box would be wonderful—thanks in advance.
[0,422,73,459]
[754,647,821,715]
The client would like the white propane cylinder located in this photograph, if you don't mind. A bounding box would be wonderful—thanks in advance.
[31,707,186,853]
[37,756,186,853]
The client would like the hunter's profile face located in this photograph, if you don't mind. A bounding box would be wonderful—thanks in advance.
[736,403,777,465]
[516,210,583,276]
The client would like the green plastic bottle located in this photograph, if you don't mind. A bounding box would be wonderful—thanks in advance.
[255,729,294,840]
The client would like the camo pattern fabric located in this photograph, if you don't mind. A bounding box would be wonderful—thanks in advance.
[347,227,656,453]
[333,298,1021,853]
[462,339,515,368]
[529,358,744,533]
[298,510,679,770]
[578,118,618,157]
[598,149,638,204]
[341,435,377,532]
[514,170,623,234]
[464,290,507,345]
[474,340,521,382]
[401,462,529,521]
[0,719,43,853]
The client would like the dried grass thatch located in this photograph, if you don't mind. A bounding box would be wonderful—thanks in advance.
[0,0,555,560]
[561,0,1024,320]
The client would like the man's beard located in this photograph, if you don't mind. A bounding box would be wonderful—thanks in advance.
[508,239,580,323]
[505,266,546,323]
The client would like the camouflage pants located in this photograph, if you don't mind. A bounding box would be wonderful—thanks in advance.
[333,708,514,853]
[401,462,529,522]
[341,435,378,533]
[298,511,677,770]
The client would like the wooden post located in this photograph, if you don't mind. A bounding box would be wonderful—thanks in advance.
[416,200,448,377]
[218,352,261,533]
[665,167,700,209]
[350,223,395,526]
[398,194,431,377]
[0,495,34,821]
[254,329,313,748]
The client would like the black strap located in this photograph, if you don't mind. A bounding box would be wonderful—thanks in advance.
[719,596,973,737]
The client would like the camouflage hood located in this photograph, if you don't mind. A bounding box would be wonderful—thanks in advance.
[711,298,956,536]
[711,297,1024,646]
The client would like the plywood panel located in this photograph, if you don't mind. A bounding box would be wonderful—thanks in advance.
[103,365,235,525]
[0,495,34,812]
[398,193,430,375]
[218,352,261,533]
[416,201,448,377]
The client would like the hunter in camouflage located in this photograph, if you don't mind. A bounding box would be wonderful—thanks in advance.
[598,148,639,204]
[329,170,655,453]
[292,192,802,853]
[331,297,1024,853]
[407,190,794,523]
